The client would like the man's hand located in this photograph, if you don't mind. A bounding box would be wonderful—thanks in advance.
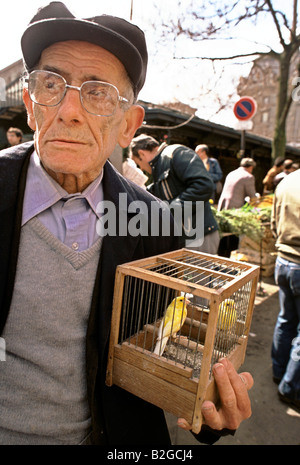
[177,358,253,431]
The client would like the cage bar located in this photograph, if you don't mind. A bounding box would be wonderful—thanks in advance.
[106,249,259,433]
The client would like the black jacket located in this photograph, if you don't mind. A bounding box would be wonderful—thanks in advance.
[0,142,226,445]
[147,144,219,245]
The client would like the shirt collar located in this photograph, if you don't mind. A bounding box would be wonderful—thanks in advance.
[22,151,103,226]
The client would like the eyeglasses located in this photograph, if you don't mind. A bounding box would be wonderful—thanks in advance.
[25,70,129,117]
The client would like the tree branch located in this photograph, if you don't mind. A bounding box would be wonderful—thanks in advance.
[291,0,298,39]
[265,0,286,47]
[173,49,279,61]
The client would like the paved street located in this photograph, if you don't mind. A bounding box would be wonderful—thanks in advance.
[165,276,300,446]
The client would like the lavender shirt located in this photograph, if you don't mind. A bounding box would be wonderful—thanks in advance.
[22,151,103,252]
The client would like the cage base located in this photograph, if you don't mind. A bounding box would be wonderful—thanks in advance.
[106,339,248,434]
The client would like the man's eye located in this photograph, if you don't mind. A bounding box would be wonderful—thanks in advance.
[44,80,57,89]
[89,89,108,98]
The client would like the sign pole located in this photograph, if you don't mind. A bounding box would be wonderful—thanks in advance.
[240,129,245,158]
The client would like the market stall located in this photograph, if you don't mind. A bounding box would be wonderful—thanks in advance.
[213,195,276,277]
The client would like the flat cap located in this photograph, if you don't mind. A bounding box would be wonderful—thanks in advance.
[21,1,148,96]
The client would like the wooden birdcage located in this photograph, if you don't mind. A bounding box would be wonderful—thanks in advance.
[106,249,259,434]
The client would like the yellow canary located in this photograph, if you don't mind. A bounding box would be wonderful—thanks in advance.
[217,299,237,331]
[154,296,189,356]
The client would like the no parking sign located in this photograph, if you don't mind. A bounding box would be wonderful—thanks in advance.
[234,96,257,121]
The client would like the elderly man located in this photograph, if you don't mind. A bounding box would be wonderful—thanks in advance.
[0,2,253,445]
[218,158,257,211]
[217,157,258,257]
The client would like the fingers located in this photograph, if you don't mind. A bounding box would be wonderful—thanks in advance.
[178,359,254,433]
[201,400,223,430]
[239,371,254,390]
[219,359,253,418]
[213,360,237,411]
[200,361,235,430]
[202,358,254,431]
[216,358,253,395]
[177,418,192,430]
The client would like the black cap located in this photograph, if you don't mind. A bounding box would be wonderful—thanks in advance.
[21,1,148,96]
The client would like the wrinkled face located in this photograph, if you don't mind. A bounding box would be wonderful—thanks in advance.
[23,40,144,185]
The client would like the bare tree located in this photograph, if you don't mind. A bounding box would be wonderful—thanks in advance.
[157,0,300,161]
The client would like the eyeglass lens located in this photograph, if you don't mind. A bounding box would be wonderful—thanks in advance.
[28,70,121,116]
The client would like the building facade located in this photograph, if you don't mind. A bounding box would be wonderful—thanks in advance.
[237,54,300,148]
[0,59,33,147]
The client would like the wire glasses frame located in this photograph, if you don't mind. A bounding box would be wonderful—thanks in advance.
[24,70,130,117]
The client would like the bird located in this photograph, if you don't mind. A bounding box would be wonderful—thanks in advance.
[154,295,189,356]
[217,299,237,331]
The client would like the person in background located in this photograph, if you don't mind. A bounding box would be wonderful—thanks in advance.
[195,144,223,201]
[262,156,284,194]
[217,158,258,257]
[218,158,257,211]
[273,159,295,188]
[271,168,300,410]
[129,134,220,254]
[6,127,23,147]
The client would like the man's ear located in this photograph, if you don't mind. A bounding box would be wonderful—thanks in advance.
[23,87,36,131]
[118,104,145,148]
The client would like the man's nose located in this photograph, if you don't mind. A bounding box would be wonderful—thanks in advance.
[56,85,85,122]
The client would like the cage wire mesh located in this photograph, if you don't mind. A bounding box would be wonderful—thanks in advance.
[211,280,252,368]
[118,251,253,379]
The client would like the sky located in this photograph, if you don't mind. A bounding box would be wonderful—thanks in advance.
[0,0,296,127]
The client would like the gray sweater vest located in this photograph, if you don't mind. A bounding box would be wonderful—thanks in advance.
[0,218,102,444]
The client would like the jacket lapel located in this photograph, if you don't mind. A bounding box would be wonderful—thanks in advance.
[95,161,143,364]
[85,161,144,435]
[0,143,34,334]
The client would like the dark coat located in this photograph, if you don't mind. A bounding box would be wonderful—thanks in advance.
[0,142,225,445]
[147,144,219,245]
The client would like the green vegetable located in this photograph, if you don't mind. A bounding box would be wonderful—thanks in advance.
[212,203,272,241]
